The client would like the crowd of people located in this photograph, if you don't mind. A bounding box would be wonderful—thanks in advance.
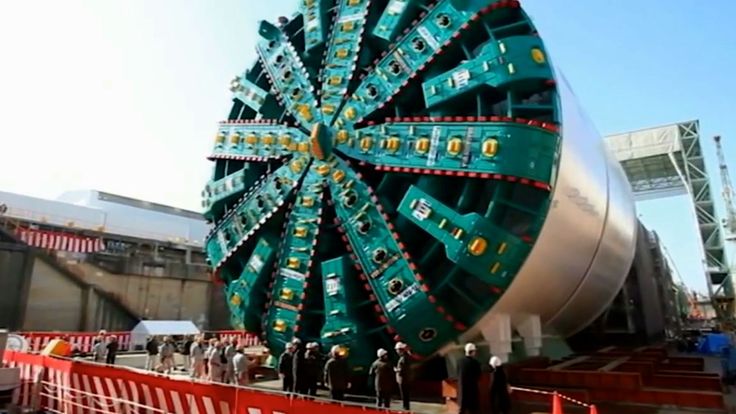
[276,339,511,413]
[143,335,253,385]
[87,330,510,412]
[277,339,365,403]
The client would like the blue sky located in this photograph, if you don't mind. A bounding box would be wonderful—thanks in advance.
[0,0,734,293]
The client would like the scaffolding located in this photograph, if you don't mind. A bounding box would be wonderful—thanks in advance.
[605,120,734,321]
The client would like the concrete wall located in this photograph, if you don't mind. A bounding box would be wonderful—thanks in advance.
[16,256,135,332]
[85,288,136,331]
[1,232,225,331]
[23,258,85,331]
[66,261,212,327]
[0,242,33,330]
[207,284,231,331]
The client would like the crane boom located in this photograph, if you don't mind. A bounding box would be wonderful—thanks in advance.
[714,135,736,238]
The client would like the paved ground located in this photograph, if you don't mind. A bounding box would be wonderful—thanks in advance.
[106,353,735,414]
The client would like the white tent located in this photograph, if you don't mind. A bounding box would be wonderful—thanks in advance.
[130,320,200,349]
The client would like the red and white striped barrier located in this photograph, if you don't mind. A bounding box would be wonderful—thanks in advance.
[16,227,105,253]
[20,332,131,354]
[19,330,261,353]
[3,350,394,414]
[210,330,262,348]
[511,386,598,414]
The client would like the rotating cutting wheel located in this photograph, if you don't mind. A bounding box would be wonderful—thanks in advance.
[203,0,561,371]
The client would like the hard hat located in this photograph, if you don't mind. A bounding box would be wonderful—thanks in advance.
[464,343,477,354]
[291,337,302,344]
[395,342,407,350]
[489,356,502,367]
[307,342,319,349]
[377,348,388,357]
[331,345,341,355]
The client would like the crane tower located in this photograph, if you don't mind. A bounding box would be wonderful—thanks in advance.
[715,136,736,239]
[710,135,736,323]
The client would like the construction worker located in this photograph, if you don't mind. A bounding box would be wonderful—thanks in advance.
[369,348,394,409]
[190,336,206,379]
[302,342,321,396]
[232,346,250,386]
[223,338,237,384]
[489,356,511,414]
[159,337,176,374]
[394,342,412,410]
[292,338,307,394]
[278,341,296,392]
[324,345,350,401]
[145,336,159,370]
[457,343,481,414]
[207,339,225,382]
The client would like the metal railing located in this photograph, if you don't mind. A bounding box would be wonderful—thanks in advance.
[1,205,205,247]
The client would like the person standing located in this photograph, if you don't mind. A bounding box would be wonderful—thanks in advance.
[159,337,176,374]
[324,345,350,401]
[278,342,296,392]
[232,346,250,386]
[457,343,482,414]
[292,338,307,394]
[98,330,108,349]
[489,356,512,414]
[394,342,412,410]
[92,339,105,363]
[182,336,194,372]
[105,337,119,365]
[207,339,225,382]
[145,336,159,370]
[224,339,237,384]
[302,342,321,396]
[190,336,206,379]
[369,348,394,409]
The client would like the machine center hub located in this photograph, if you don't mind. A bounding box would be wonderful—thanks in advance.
[309,123,333,160]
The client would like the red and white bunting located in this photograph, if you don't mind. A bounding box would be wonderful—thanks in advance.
[15,228,105,254]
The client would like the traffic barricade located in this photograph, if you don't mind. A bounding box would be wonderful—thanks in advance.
[3,349,397,414]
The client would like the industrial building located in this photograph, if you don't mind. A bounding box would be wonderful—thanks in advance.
[0,189,229,332]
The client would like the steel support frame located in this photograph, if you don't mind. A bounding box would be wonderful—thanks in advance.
[668,121,734,318]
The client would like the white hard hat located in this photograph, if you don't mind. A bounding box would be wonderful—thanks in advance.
[377,348,388,357]
[464,343,477,354]
[489,356,502,367]
[307,342,319,349]
[395,342,407,350]
[291,338,302,344]
[331,345,341,355]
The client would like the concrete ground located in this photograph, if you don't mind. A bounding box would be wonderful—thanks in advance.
[105,353,734,414]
